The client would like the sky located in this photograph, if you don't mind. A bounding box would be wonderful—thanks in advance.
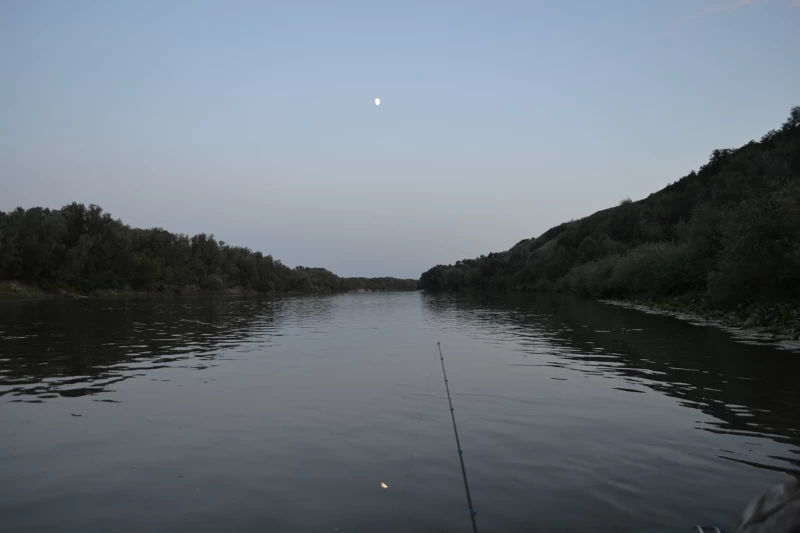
[1,1,799,279]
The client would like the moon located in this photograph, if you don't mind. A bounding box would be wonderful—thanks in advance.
[374,97,380,106]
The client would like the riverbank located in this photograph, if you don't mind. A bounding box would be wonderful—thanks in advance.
[0,281,250,300]
[602,294,800,349]
[0,280,418,300]
[0,281,57,299]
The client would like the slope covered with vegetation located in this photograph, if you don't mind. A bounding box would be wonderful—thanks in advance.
[420,107,800,311]
[0,204,416,296]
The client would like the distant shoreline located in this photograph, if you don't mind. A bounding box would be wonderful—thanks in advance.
[0,203,419,297]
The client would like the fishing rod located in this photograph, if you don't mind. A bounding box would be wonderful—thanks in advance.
[437,342,479,533]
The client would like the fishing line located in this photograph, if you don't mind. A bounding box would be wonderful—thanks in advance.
[437,342,479,533]
[387,343,479,533]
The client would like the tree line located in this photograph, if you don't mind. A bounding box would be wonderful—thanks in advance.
[419,106,800,310]
[0,204,416,295]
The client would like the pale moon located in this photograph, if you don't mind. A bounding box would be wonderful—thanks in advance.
[374,98,380,106]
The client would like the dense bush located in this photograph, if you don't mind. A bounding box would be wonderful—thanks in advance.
[608,242,696,297]
[563,242,697,299]
[563,255,619,297]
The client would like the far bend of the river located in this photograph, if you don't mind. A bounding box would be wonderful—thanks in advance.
[1,292,798,533]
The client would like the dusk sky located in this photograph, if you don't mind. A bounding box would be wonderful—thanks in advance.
[2,0,799,278]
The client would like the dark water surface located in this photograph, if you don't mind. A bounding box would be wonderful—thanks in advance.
[1,292,798,532]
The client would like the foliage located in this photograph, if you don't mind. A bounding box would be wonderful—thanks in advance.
[562,242,698,299]
[343,277,418,291]
[0,205,416,295]
[419,106,800,309]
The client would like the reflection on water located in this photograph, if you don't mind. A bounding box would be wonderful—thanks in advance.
[1,292,798,533]
[0,297,333,400]
[421,294,800,478]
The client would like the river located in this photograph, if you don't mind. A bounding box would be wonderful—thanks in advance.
[1,292,798,532]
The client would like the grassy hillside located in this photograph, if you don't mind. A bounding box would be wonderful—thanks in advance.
[420,106,800,311]
[0,204,417,296]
